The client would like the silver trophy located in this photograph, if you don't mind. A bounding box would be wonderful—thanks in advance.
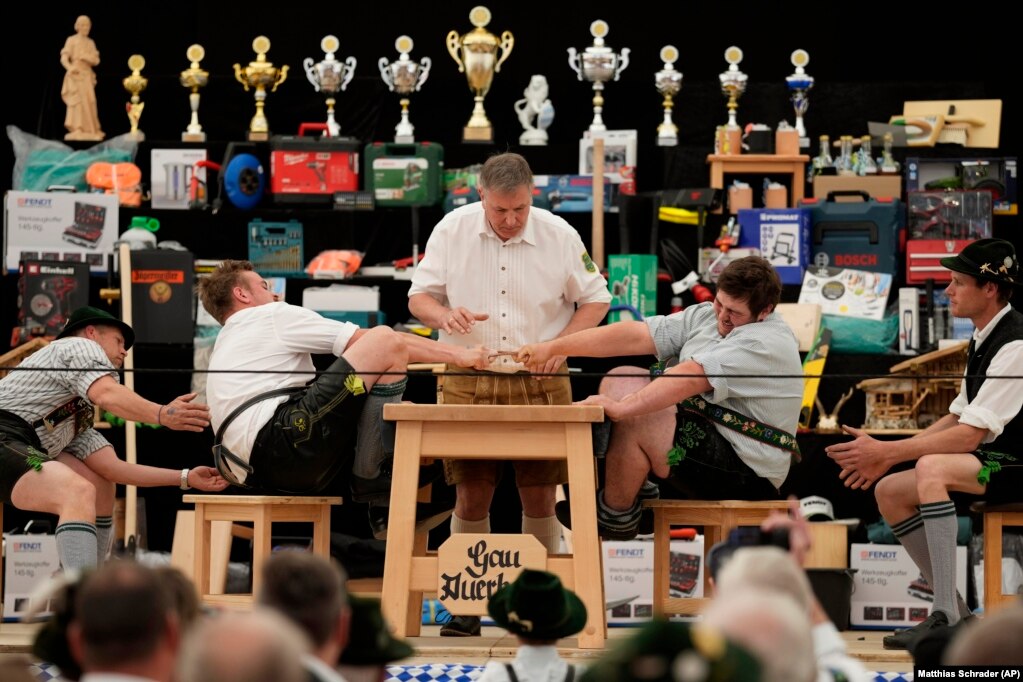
[379,35,432,143]
[719,45,747,132]
[785,49,813,148]
[654,45,682,147]
[303,35,356,137]
[514,75,554,145]
[568,20,630,132]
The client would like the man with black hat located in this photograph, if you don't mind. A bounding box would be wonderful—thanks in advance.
[0,306,227,573]
[478,568,587,681]
[827,238,1023,650]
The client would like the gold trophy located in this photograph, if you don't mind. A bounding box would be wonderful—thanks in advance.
[233,36,289,141]
[179,44,209,142]
[303,35,356,137]
[654,45,682,147]
[568,19,630,132]
[719,45,747,132]
[446,6,514,143]
[122,54,147,140]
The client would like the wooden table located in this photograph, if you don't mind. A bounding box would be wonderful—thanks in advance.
[380,403,608,649]
[707,154,811,209]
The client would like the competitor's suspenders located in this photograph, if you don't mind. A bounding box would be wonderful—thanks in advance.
[211,387,304,487]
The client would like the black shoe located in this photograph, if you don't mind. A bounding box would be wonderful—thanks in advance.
[368,500,454,541]
[440,615,481,637]
[555,498,640,541]
[350,460,445,504]
[882,610,949,650]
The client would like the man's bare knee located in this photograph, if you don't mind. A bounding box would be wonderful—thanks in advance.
[599,366,651,400]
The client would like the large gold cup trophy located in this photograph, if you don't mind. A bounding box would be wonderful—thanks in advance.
[233,36,289,141]
[122,54,147,140]
[446,6,513,143]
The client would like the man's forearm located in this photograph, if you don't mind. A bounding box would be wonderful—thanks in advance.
[615,360,711,419]
[408,293,448,330]
[402,332,469,364]
[555,302,610,338]
[87,377,161,424]
[891,419,987,464]
[86,449,178,487]
[548,321,656,358]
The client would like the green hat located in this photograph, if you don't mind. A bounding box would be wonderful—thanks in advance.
[57,306,135,349]
[940,238,1019,285]
[579,619,761,682]
[338,596,414,666]
[487,569,587,640]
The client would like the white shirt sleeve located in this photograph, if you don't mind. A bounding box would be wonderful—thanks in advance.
[952,340,1023,441]
[408,216,451,301]
[271,303,358,357]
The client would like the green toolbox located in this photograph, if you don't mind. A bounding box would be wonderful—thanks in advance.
[608,254,658,322]
[364,141,444,207]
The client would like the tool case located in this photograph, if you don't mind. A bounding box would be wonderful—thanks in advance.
[364,141,444,207]
[798,190,905,276]
[269,129,360,204]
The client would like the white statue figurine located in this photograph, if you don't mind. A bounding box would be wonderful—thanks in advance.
[514,74,554,145]
[60,15,104,141]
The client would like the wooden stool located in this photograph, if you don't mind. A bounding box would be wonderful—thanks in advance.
[183,495,341,609]
[380,404,607,649]
[970,501,1023,613]
[644,499,790,616]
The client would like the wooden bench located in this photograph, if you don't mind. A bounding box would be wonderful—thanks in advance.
[644,499,790,616]
[970,501,1023,613]
[380,403,608,649]
[183,495,341,609]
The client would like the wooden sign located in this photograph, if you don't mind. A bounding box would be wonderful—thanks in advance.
[437,534,547,616]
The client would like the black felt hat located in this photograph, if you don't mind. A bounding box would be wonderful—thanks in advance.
[57,306,135,349]
[940,238,1019,286]
[337,596,414,666]
[487,569,587,640]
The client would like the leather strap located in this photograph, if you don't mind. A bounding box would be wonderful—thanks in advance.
[211,386,305,487]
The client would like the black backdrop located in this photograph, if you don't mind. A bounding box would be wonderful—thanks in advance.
[2,2,1021,553]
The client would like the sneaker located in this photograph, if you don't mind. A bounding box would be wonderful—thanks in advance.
[882,610,948,650]
[368,500,454,541]
[555,497,641,541]
[440,615,481,637]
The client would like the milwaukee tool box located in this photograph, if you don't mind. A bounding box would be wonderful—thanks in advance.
[364,141,444,207]
[798,190,905,277]
[269,134,360,204]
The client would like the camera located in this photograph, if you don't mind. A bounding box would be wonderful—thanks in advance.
[707,526,791,581]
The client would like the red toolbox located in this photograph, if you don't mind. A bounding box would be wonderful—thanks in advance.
[269,130,360,204]
[906,239,974,284]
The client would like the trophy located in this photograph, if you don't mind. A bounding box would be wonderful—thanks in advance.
[719,46,747,132]
[303,35,356,137]
[179,44,208,142]
[654,45,682,147]
[785,49,814,148]
[379,35,432,143]
[446,6,514,143]
[568,20,630,132]
[514,75,554,146]
[122,54,147,140]
[233,36,289,141]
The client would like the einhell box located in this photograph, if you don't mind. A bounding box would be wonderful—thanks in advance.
[850,543,967,629]
[130,249,195,344]
[4,191,118,273]
[906,156,1017,215]
[905,239,973,285]
[737,208,811,284]
[603,537,704,625]
[364,141,444,207]
[18,260,91,337]
[608,254,657,322]
[798,192,905,277]
[269,136,360,204]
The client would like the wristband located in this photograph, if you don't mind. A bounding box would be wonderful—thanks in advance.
[157,405,165,426]
[180,468,191,490]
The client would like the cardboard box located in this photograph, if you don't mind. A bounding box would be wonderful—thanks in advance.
[737,208,811,284]
[813,175,903,201]
[905,156,1017,215]
[797,267,893,321]
[151,148,206,210]
[898,287,920,355]
[4,191,119,273]
[602,537,704,625]
[850,543,967,629]
[534,174,615,213]
[607,254,658,322]
[302,284,380,312]
[269,136,360,203]
[3,534,59,621]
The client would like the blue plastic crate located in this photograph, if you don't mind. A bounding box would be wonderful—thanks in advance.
[247,219,304,276]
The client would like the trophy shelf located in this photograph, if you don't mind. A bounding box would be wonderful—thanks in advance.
[706,153,810,211]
